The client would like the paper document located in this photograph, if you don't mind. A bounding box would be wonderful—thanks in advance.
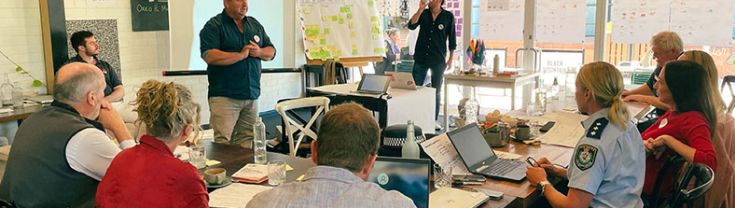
[420,134,471,175]
[429,187,489,208]
[535,111,587,148]
[209,183,272,208]
[495,150,522,160]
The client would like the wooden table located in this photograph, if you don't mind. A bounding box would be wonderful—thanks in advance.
[443,72,540,130]
[201,142,313,185]
[202,142,524,207]
[0,105,42,124]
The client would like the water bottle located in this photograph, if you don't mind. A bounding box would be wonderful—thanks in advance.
[550,77,560,100]
[253,117,267,164]
[402,120,420,159]
[464,96,479,125]
[493,54,500,74]
[0,75,12,106]
[11,82,23,108]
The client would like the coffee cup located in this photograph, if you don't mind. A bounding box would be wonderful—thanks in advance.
[515,124,531,140]
[204,168,227,185]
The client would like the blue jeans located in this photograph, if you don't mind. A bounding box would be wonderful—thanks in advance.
[412,62,446,121]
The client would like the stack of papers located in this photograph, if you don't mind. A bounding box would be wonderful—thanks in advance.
[209,183,272,208]
[231,164,269,183]
[429,188,489,208]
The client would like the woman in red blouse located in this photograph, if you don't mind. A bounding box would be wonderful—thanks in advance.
[96,80,208,207]
[641,60,718,199]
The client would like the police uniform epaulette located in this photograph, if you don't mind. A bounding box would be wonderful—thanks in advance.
[585,117,608,139]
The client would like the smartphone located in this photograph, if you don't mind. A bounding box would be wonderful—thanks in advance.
[473,188,504,200]
[526,156,538,167]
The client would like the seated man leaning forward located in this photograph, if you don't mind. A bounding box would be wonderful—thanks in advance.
[247,103,416,208]
[0,62,135,207]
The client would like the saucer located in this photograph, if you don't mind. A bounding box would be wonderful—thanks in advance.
[206,179,232,189]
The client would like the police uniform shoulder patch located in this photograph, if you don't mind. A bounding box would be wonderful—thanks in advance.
[585,117,608,139]
[575,144,598,171]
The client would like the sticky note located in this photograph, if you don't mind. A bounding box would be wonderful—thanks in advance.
[286,164,294,171]
[296,175,305,181]
[332,16,338,21]
[347,13,353,19]
[370,16,379,22]
[338,17,345,24]
[206,160,221,166]
[303,7,312,14]
[348,23,354,29]
[374,48,386,54]
[323,28,331,35]
[350,31,357,37]
[320,38,326,45]
[368,0,374,6]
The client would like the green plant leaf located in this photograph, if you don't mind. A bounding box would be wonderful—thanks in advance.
[15,66,23,72]
[32,80,43,87]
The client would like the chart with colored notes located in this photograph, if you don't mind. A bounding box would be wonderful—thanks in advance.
[298,0,385,60]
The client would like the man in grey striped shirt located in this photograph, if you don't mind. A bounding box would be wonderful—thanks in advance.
[247,103,415,208]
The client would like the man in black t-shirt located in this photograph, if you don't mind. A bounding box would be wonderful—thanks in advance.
[408,0,457,121]
[69,31,124,103]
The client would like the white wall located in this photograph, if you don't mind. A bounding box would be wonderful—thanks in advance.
[0,1,45,141]
[63,0,302,124]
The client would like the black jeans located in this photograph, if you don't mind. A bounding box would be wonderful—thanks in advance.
[412,62,446,121]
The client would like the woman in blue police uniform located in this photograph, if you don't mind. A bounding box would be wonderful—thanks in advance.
[526,62,646,208]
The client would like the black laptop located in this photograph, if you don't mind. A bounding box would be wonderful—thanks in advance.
[368,157,430,208]
[354,74,391,95]
[447,123,527,182]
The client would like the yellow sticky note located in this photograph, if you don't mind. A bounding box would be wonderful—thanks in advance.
[347,13,353,19]
[286,164,294,171]
[323,28,331,35]
[338,17,345,24]
[296,174,305,181]
[332,16,338,21]
[368,0,374,6]
[319,38,327,45]
[348,22,354,29]
[206,160,221,166]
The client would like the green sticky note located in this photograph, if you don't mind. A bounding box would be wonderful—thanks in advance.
[320,38,326,45]
[323,28,331,35]
[305,25,321,37]
[374,48,385,54]
[370,16,379,22]
[332,16,338,21]
[338,17,345,24]
[371,26,380,34]
[368,0,374,6]
[340,6,351,13]
[347,13,353,19]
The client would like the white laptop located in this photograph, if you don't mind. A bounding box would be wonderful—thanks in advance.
[386,72,420,90]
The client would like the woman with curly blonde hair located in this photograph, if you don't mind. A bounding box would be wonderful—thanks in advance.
[96,80,207,207]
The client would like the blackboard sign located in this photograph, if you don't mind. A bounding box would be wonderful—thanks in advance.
[130,0,169,31]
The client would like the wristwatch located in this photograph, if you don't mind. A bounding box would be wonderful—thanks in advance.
[537,181,551,195]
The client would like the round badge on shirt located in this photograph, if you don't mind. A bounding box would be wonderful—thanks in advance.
[659,118,668,128]
[438,24,444,30]
[254,35,261,43]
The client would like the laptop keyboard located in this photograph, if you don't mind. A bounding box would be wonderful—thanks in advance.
[487,159,523,176]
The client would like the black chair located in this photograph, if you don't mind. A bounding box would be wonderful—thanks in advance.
[379,124,429,158]
[648,155,687,207]
[0,199,15,208]
[721,75,735,114]
[661,163,715,208]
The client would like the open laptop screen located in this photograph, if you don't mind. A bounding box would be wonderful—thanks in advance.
[367,157,430,208]
[447,123,497,168]
[358,74,390,93]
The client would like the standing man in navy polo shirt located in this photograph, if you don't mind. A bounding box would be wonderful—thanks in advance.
[200,0,276,147]
[69,31,124,103]
[408,0,457,123]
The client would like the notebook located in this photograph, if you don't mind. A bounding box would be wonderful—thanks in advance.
[231,164,268,183]
[367,157,431,208]
[429,187,489,208]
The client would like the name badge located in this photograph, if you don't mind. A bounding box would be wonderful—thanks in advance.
[438,24,444,30]
[254,35,261,43]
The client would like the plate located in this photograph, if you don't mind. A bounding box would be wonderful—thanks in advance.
[206,179,233,189]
